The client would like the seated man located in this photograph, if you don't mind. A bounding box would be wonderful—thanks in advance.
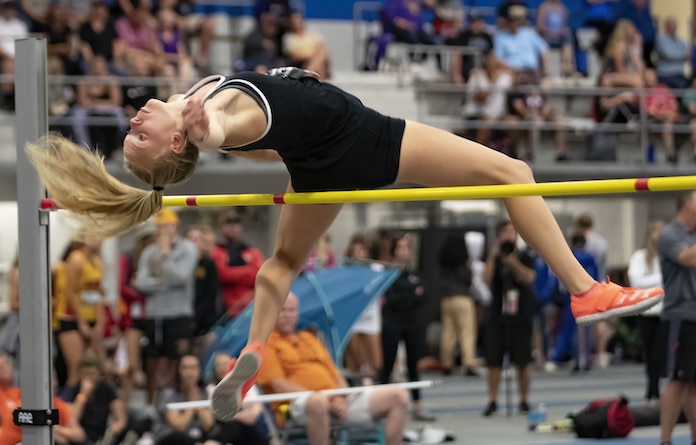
[257,292,409,445]
[0,352,86,445]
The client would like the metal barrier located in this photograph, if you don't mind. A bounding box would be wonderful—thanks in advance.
[414,81,696,165]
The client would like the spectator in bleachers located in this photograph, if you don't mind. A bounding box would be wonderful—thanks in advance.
[603,19,644,86]
[184,224,223,354]
[655,17,689,90]
[506,69,568,161]
[158,0,214,70]
[80,0,125,75]
[461,59,512,148]
[616,0,655,68]
[72,55,127,158]
[153,353,216,445]
[21,0,84,75]
[116,1,162,74]
[282,12,331,79]
[118,226,154,405]
[54,237,107,388]
[381,0,436,60]
[211,210,264,317]
[205,353,269,445]
[240,11,285,73]
[496,0,525,29]
[536,0,575,76]
[683,76,696,160]
[135,208,198,406]
[582,0,617,57]
[593,71,640,124]
[47,55,76,138]
[255,0,300,34]
[157,8,195,90]
[643,68,681,163]
[446,10,493,83]
[59,349,127,444]
[257,291,410,445]
[494,3,549,77]
[0,0,28,110]
[122,57,159,118]
[432,0,463,41]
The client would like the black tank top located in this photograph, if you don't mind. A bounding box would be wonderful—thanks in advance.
[180,71,366,170]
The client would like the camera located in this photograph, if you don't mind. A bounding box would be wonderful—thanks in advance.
[500,241,516,255]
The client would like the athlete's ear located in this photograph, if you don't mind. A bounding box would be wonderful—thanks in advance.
[171,132,185,154]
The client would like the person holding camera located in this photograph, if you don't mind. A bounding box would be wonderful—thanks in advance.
[482,220,537,417]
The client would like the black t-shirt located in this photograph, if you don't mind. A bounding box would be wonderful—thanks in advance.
[488,248,536,326]
[383,269,424,324]
[80,20,118,61]
[445,31,493,77]
[62,381,118,442]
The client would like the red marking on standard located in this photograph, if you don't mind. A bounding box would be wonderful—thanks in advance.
[634,178,650,191]
[41,199,58,210]
[273,194,285,204]
[186,196,197,206]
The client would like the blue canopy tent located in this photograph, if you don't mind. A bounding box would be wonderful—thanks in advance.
[202,264,400,376]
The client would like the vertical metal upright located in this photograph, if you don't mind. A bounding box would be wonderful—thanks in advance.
[14,38,53,445]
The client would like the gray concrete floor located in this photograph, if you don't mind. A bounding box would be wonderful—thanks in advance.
[409,363,691,445]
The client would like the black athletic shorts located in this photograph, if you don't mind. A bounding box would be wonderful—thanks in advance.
[57,319,96,334]
[484,322,533,368]
[663,319,696,383]
[140,317,193,360]
[285,112,406,193]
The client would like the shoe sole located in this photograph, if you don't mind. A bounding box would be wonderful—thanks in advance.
[210,352,260,421]
[575,293,664,326]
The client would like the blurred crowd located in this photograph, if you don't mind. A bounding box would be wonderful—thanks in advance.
[0,0,331,160]
[370,0,696,163]
[0,201,660,444]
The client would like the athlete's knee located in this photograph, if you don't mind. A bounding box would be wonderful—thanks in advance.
[504,159,535,184]
[271,248,307,276]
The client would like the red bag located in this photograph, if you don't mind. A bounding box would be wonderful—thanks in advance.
[573,395,634,439]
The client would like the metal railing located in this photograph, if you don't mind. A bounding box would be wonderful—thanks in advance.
[414,82,696,165]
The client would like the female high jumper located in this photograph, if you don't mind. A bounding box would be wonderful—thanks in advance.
[27,67,663,421]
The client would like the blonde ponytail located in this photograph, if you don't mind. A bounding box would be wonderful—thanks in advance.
[25,134,162,238]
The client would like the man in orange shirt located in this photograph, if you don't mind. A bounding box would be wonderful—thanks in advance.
[256,292,409,445]
[0,352,86,445]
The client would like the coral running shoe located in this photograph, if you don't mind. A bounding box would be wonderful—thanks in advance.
[571,281,664,326]
[211,342,265,421]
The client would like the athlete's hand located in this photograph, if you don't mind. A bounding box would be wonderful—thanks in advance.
[182,98,210,142]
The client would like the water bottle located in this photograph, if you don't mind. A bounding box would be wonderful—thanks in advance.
[527,403,547,431]
[537,403,547,424]
[527,408,539,431]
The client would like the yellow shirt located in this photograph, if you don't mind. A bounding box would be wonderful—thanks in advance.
[54,250,103,322]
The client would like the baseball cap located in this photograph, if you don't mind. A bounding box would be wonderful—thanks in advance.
[155,208,179,225]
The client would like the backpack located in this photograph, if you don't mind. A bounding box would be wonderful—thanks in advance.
[572,396,634,439]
